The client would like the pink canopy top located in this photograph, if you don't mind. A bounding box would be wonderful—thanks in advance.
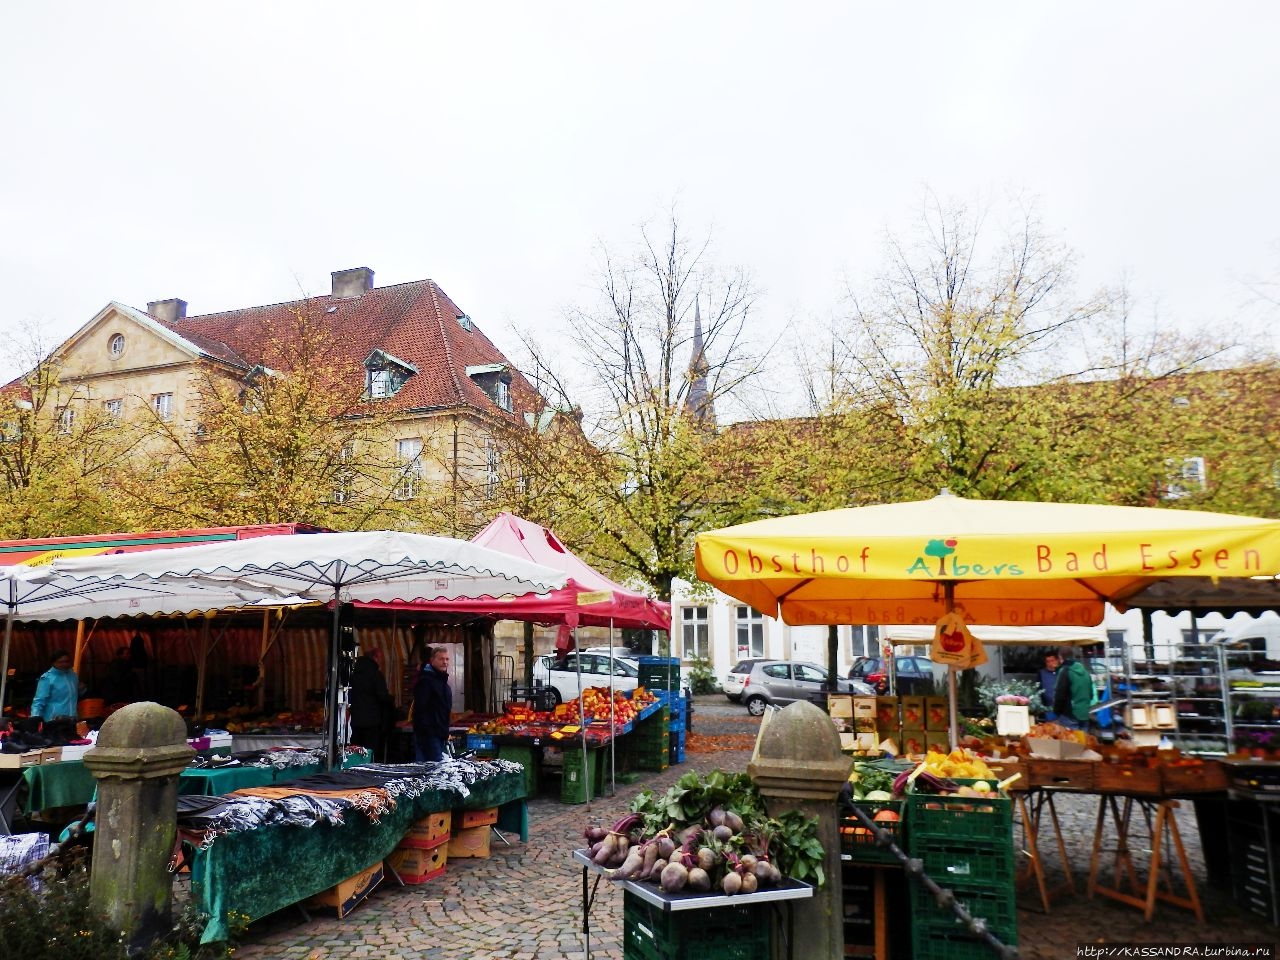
[366,513,671,631]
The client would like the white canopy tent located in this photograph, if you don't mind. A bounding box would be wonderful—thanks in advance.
[49,530,566,766]
[0,564,284,718]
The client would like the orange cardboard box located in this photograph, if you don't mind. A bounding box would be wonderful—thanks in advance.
[406,811,451,845]
[448,824,492,859]
[900,696,926,730]
[924,698,948,731]
[875,697,899,729]
[457,807,498,829]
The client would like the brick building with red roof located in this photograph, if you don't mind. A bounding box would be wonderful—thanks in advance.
[37,266,549,526]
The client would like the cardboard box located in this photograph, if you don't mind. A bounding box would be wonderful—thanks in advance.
[306,862,384,918]
[457,807,498,829]
[924,698,948,731]
[853,697,877,720]
[447,824,492,859]
[854,732,879,754]
[1152,704,1177,729]
[0,750,43,769]
[925,731,949,754]
[839,731,856,751]
[406,811,451,845]
[900,697,926,730]
[901,731,927,756]
[1026,737,1086,760]
[995,704,1030,737]
[875,697,899,729]
[854,716,877,733]
[387,841,448,883]
[1127,704,1152,729]
[40,748,63,763]
[59,744,92,762]
[827,695,853,718]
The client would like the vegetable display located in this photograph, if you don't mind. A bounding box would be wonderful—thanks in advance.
[581,770,826,893]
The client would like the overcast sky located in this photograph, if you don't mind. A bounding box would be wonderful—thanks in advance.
[3,3,1277,391]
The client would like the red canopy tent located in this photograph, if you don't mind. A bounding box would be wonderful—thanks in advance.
[375,512,670,632]
[371,513,670,792]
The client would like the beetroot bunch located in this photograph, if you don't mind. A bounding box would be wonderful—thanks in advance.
[582,804,783,895]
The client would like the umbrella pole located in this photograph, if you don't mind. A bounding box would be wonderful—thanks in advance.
[608,620,615,797]
[575,626,588,800]
[945,582,959,751]
[0,590,13,719]
[326,594,341,770]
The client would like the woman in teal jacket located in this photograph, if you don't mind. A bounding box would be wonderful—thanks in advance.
[31,650,79,722]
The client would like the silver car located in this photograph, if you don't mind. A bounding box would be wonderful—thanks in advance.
[739,659,873,716]
[723,658,768,702]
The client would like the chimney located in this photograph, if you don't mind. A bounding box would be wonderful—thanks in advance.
[331,267,375,299]
[147,299,188,323]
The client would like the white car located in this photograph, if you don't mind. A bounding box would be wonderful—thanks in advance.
[534,652,640,706]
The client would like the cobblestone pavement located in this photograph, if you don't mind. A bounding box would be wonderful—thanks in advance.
[219,699,1279,959]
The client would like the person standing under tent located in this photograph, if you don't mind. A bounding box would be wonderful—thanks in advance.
[1039,652,1060,720]
[349,648,393,762]
[31,650,80,724]
[1052,646,1094,730]
[413,646,452,763]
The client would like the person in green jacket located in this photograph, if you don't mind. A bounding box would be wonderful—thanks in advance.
[1051,647,1094,729]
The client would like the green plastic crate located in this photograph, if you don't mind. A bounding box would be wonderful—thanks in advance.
[624,890,769,960]
[560,748,596,804]
[911,881,1018,940]
[907,791,1011,845]
[840,800,906,865]
[911,928,1019,960]
[908,840,1016,891]
[497,743,538,798]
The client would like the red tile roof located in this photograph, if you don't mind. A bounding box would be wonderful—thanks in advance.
[157,279,540,419]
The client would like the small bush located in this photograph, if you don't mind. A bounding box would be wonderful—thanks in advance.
[0,845,242,960]
[688,656,719,695]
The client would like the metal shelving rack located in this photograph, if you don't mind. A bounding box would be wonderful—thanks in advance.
[1122,640,1231,755]
[1221,642,1280,752]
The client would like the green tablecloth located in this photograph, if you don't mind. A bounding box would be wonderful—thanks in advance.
[190,767,527,942]
[20,754,365,812]
[179,765,277,797]
[22,760,97,812]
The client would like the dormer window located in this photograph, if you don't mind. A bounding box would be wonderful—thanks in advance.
[364,350,417,400]
[457,314,474,332]
[466,363,513,412]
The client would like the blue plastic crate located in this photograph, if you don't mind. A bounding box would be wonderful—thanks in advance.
[669,729,686,749]
[669,745,686,764]
[465,734,495,751]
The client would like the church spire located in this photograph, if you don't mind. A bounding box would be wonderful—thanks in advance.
[684,297,715,427]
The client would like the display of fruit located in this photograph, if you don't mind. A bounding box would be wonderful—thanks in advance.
[921,747,998,781]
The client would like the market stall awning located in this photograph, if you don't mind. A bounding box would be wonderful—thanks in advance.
[366,512,671,630]
[880,623,1107,647]
[695,493,1280,627]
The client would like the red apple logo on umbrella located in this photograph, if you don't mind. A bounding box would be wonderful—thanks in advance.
[924,537,959,576]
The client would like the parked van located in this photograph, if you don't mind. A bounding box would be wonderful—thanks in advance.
[1211,614,1280,671]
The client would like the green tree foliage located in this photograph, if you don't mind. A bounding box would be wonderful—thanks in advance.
[0,331,140,538]
[116,307,407,530]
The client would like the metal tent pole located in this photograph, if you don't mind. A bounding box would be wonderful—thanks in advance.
[608,620,616,796]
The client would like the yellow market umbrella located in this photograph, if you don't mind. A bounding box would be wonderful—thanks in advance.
[696,493,1280,627]
[695,492,1280,745]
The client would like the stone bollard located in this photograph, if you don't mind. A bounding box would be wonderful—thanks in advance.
[83,702,194,954]
[748,700,852,960]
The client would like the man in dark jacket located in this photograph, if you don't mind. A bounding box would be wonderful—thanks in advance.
[413,646,453,762]
[349,648,392,761]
